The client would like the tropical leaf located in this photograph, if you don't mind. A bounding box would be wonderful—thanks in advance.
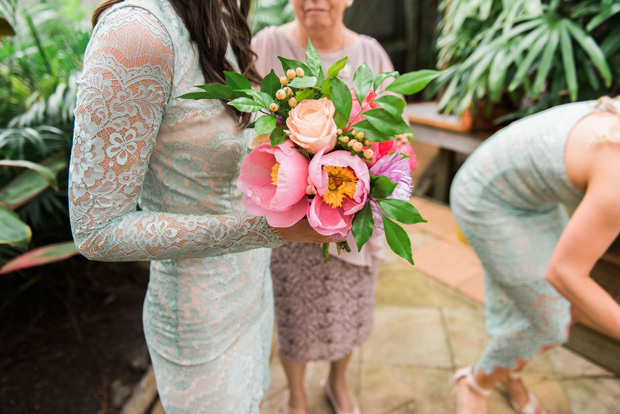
[0,241,79,274]
[0,203,30,249]
[0,152,67,209]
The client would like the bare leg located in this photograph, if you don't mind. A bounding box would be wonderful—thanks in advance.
[328,352,355,412]
[280,354,309,414]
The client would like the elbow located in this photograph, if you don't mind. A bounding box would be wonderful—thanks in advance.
[72,230,106,261]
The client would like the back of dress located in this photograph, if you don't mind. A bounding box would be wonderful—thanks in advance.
[451,101,594,218]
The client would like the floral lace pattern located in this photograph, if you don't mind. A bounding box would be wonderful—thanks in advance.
[68,1,282,412]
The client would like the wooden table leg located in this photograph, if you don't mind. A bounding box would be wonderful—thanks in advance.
[432,148,455,203]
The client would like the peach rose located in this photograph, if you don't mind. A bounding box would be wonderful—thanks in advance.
[286,97,338,154]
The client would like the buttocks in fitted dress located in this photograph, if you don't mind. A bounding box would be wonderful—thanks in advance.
[450,102,595,374]
[68,1,283,412]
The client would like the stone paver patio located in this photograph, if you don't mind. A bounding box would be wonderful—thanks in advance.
[258,196,620,414]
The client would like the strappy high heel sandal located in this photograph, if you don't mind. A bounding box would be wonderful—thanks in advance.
[320,378,361,414]
[505,372,547,414]
[453,367,492,414]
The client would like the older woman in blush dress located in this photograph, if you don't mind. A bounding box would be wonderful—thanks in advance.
[252,1,396,413]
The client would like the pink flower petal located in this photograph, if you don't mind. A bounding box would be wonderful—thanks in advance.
[265,197,309,227]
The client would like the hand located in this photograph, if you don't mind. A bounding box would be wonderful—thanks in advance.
[271,219,336,244]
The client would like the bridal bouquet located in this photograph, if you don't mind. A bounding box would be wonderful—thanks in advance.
[181,42,439,264]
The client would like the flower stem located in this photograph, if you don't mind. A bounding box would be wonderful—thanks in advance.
[322,242,329,258]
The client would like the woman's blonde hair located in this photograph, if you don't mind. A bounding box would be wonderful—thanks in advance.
[594,96,620,143]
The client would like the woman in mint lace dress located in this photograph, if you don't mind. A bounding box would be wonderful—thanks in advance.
[68,1,332,413]
[450,97,620,414]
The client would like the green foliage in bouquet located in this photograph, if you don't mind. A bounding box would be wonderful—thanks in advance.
[181,41,440,264]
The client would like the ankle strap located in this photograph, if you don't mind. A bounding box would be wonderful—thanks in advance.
[455,367,493,397]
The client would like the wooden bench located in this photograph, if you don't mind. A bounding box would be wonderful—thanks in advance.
[404,102,489,203]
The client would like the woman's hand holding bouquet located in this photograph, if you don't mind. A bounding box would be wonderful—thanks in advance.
[181,42,440,264]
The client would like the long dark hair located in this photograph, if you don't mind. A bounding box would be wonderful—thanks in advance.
[92,0,260,127]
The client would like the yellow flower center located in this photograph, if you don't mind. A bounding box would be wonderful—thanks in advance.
[271,162,280,186]
[322,166,357,208]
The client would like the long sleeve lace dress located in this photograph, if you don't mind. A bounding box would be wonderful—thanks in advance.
[68,1,283,412]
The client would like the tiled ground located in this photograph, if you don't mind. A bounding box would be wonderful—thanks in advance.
[259,196,620,414]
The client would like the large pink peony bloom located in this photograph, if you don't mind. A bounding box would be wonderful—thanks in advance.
[307,149,370,238]
[237,140,309,227]
[348,88,380,126]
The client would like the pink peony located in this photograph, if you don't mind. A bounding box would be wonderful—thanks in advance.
[306,148,370,238]
[237,140,310,227]
[348,88,380,126]
[286,97,338,154]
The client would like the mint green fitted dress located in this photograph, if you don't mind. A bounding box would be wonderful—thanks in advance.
[68,1,283,412]
[450,102,596,374]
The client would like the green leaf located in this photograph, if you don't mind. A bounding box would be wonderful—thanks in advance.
[224,71,251,90]
[373,71,399,91]
[351,203,374,251]
[320,78,333,97]
[278,56,312,77]
[261,70,281,96]
[0,241,80,275]
[509,31,549,91]
[0,204,30,249]
[334,111,348,130]
[363,108,415,136]
[296,88,315,102]
[326,57,348,78]
[386,70,441,95]
[305,39,323,78]
[377,199,426,224]
[0,159,58,190]
[255,115,277,135]
[382,214,414,265]
[237,89,274,107]
[330,77,352,123]
[350,120,392,142]
[288,76,318,88]
[270,126,287,147]
[373,95,406,118]
[370,175,397,198]
[179,83,234,100]
[531,28,560,99]
[564,20,612,87]
[0,153,67,209]
[353,64,374,104]
[488,49,510,103]
[227,97,264,112]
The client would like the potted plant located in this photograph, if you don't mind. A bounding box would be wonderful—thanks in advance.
[431,0,620,129]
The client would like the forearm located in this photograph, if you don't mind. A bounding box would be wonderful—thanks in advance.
[547,270,620,341]
[71,210,284,262]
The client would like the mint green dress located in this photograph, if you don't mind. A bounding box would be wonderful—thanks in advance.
[68,1,283,412]
[450,102,595,374]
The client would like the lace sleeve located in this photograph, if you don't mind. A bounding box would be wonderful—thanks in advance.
[69,7,283,262]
